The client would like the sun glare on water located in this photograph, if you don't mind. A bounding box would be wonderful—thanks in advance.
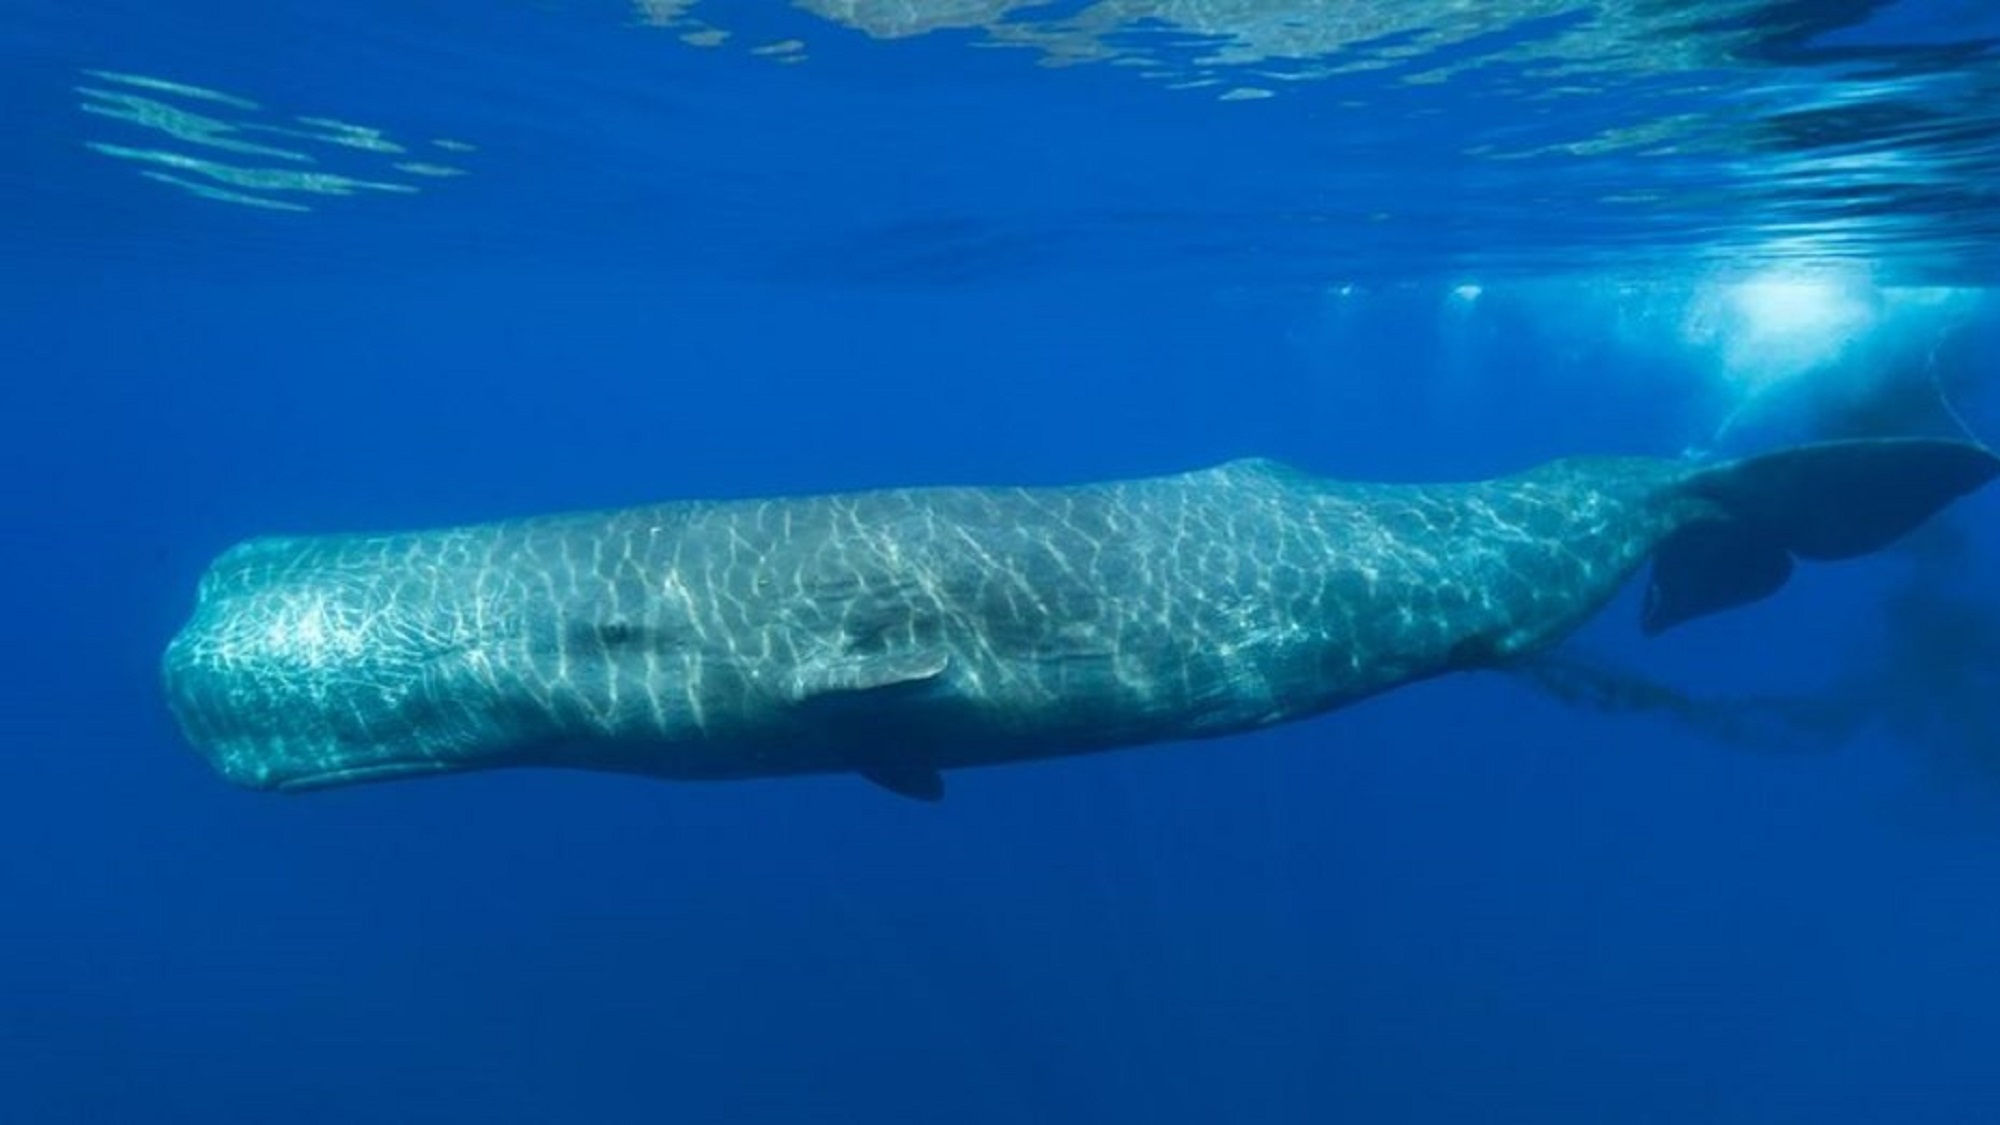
[1685,267,1884,394]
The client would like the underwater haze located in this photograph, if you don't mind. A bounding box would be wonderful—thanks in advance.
[6,1,2000,1122]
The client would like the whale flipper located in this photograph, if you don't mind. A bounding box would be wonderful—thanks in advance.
[1643,438,2000,635]
[854,759,946,802]
[788,649,952,700]
[788,649,954,801]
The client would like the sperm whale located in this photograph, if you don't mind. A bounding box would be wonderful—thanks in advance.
[161,438,2000,800]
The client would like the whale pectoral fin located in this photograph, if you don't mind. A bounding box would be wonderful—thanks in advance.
[789,649,954,802]
[853,759,946,802]
[789,649,951,700]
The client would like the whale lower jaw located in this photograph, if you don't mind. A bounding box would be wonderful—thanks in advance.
[267,759,465,794]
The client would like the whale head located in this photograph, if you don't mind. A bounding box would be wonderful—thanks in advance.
[161,534,537,792]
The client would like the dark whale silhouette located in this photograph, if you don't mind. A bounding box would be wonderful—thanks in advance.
[161,438,2000,801]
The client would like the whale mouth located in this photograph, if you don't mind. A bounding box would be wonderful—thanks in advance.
[270,758,466,793]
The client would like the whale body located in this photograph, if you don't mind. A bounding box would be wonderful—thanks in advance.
[161,439,1999,800]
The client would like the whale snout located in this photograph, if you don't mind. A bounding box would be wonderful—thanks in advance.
[161,584,410,790]
[160,535,500,792]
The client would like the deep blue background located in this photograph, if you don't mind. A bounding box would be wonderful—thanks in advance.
[6,3,2000,1123]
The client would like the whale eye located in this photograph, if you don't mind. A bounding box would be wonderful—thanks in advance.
[574,619,641,649]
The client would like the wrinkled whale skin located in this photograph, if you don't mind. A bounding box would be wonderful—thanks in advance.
[160,439,2000,800]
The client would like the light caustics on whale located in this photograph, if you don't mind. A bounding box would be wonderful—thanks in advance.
[161,438,1999,801]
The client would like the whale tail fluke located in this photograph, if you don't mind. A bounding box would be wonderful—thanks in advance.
[1642,438,2000,636]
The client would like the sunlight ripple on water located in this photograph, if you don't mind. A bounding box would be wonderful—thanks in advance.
[46,2,2000,285]
[633,0,2000,282]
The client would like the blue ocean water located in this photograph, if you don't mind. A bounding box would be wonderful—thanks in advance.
[6,2,2000,1122]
